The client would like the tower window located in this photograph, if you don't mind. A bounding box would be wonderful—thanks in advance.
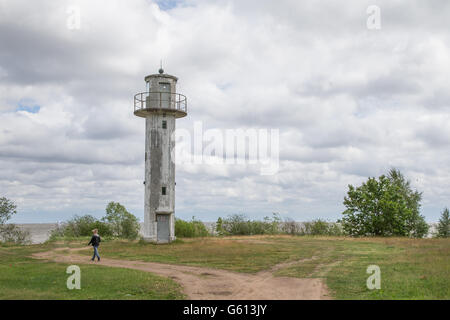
[162,120,167,129]
[162,187,167,195]
[159,83,170,91]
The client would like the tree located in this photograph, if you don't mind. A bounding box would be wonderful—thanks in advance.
[436,208,450,238]
[215,217,226,236]
[0,197,31,244]
[340,169,429,237]
[0,197,17,225]
[103,202,140,239]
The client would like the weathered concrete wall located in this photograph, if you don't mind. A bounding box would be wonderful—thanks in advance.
[143,74,178,243]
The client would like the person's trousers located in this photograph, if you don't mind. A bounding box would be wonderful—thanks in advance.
[92,245,100,261]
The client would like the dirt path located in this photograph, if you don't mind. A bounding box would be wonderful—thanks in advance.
[32,248,331,300]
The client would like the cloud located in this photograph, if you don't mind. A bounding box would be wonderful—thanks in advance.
[0,0,449,223]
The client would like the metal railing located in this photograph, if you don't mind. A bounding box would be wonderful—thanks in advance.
[134,92,187,113]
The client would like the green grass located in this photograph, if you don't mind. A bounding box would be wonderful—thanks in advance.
[78,236,318,273]
[270,237,450,299]
[2,236,449,299]
[0,243,184,300]
[74,235,450,299]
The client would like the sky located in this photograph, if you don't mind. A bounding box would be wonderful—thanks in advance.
[0,0,449,223]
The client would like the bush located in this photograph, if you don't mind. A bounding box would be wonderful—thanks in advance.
[304,220,344,236]
[49,215,113,239]
[340,169,428,237]
[281,217,300,235]
[278,216,345,236]
[175,217,209,238]
[215,213,281,236]
[49,202,140,241]
[215,215,344,236]
[0,224,31,245]
[327,222,345,236]
[306,219,328,235]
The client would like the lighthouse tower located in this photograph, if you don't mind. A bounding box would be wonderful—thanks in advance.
[134,68,187,243]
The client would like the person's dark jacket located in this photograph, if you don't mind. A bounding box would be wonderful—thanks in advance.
[88,234,101,247]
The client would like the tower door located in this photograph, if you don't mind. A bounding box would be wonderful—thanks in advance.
[156,214,170,242]
[159,82,171,109]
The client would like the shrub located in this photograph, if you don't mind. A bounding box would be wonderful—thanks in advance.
[309,219,329,235]
[215,213,281,236]
[298,219,344,236]
[49,214,113,239]
[0,224,31,245]
[281,217,300,235]
[175,217,209,238]
[49,202,140,241]
[327,222,345,236]
[224,214,250,235]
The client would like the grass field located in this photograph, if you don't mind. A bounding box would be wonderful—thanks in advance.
[75,235,449,300]
[1,236,448,299]
[0,243,184,300]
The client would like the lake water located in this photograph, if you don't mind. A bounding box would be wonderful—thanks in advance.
[16,223,59,244]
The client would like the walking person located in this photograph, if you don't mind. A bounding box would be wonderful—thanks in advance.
[88,229,101,262]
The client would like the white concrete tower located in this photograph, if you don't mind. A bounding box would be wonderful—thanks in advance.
[134,68,187,243]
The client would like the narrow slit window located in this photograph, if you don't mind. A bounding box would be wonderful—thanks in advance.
[162,187,167,195]
[162,120,167,129]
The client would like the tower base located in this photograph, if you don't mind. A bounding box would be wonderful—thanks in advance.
[142,236,176,244]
